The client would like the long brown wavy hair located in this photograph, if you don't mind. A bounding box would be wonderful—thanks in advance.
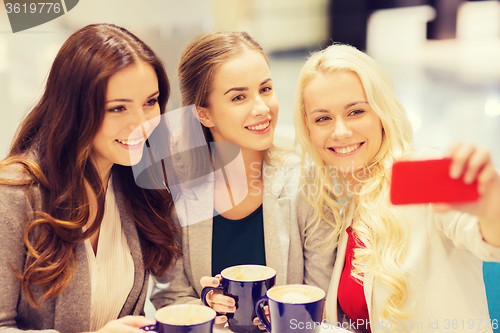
[0,23,180,307]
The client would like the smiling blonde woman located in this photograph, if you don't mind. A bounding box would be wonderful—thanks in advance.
[294,44,500,333]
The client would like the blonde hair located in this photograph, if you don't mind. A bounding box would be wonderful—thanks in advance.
[294,44,416,324]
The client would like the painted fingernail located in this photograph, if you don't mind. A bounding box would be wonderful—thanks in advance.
[450,167,460,179]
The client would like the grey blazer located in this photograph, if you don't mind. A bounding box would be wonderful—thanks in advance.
[0,169,149,333]
[150,159,334,309]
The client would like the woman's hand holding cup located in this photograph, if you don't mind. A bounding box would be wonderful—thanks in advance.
[253,305,269,330]
[200,275,236,324]
[201,265,276,332]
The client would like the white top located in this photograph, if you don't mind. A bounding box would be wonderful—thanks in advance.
[84,178,135,331]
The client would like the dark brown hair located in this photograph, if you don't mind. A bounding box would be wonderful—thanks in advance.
[1,23,180,307]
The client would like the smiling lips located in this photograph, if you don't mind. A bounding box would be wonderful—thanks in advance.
[116,137,145,150]
[329,143,363,155]
[246,119,271,132]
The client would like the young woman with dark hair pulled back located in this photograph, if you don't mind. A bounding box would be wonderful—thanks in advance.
[150,31,334,328]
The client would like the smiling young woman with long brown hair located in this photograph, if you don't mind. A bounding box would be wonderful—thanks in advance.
[0,23,180,333]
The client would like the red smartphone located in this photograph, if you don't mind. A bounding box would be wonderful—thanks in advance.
[390,158,480,205]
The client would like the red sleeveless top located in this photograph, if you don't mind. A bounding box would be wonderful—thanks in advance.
[337,226,372,332]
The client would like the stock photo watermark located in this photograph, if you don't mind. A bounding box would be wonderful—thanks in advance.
[292,318,499,331]
[130,105,375,226]
[3,0,79,33]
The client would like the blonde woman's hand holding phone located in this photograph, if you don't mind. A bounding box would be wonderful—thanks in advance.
[433,142,500,246]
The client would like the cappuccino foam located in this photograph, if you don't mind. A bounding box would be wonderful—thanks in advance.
[269,285,325,304]
[156,304,215,326]
[280,291,314,303]
[222,265,275,282]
